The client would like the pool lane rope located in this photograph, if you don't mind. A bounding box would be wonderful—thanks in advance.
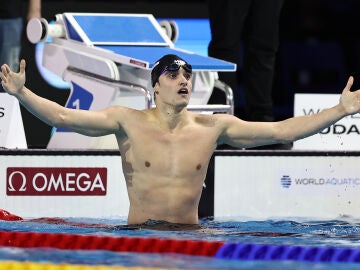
[1,230,360,263]
[0,230,223,257]
[216,242,360,263]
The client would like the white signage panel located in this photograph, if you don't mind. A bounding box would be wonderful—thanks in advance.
[0,93,27,149]
[0,154,128,219]
[214,155,360,220]
[293,93,360,150]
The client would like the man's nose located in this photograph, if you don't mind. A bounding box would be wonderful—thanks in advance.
[179,74,189,85]
[180,80,188,86]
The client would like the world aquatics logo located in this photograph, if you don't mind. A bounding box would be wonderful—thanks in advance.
[280,175,292,188]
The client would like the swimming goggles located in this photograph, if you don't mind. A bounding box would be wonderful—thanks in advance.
[161,62,192,75]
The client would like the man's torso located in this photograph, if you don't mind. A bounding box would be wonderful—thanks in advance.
[115,109,223,224]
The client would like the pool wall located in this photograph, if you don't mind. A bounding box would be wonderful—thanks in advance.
[0,149,359,220]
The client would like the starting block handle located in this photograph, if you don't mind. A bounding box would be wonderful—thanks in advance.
[27,17,65,44]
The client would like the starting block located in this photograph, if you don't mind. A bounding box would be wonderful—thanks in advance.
[27,13,236,149]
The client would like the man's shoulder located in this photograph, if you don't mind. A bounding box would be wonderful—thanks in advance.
[192,112,237,121]
[108,105,146,114]
[104,106,149,124]
[191,112,238,128]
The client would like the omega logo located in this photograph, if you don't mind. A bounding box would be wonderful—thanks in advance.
[8,171,27,192]
[7,167,107,196]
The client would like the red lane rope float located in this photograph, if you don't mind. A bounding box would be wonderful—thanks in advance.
[0,230,224,257]
[0,209,23,221]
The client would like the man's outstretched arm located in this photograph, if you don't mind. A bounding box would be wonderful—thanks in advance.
[0,59,121,136]
[219,76,360,148]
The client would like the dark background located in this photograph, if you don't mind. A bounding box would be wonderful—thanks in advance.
[19,0,360,148]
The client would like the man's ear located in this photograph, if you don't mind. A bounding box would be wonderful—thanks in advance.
[154,83,159,94]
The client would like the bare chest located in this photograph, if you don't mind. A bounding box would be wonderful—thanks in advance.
[118,125,217,177]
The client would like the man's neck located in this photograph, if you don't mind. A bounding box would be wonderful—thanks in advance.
[153,104,189,131]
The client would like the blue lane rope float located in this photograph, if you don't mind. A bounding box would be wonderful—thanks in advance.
[215,242,360,263]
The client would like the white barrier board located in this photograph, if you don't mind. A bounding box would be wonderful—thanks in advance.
[0,93,27,149]
[3,150,360,220]
[293,93,360,150]
[214,155,360,220]
[0,153,129,218]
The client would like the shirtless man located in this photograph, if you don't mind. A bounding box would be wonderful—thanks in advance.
[1,54,360,225]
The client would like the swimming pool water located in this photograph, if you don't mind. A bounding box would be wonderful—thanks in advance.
[1,217,360,269]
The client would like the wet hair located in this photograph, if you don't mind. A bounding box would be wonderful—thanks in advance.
[151,54,192,87]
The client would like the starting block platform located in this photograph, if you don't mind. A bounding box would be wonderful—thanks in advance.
[26,13,236,149]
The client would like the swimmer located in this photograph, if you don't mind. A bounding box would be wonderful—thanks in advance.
[2,54,360,225]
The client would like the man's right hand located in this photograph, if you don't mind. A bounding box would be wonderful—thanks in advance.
[0,59,26,97]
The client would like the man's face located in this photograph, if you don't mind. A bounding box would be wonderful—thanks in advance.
[155,66,193,107]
